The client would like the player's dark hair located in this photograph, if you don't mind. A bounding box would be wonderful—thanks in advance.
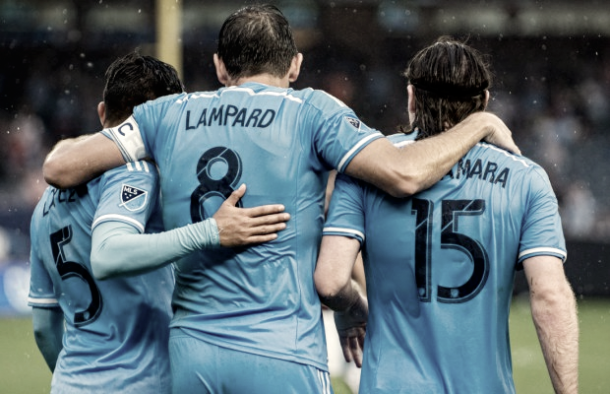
[103,52,183,124]
[402,36,492,139]
[217,4,298,79]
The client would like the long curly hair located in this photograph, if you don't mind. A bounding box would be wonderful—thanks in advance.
[402,36,492,140]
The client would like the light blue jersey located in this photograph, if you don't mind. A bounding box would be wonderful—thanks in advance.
[28,161,173,394]
[324,133,566,394]
[105,82,383,372]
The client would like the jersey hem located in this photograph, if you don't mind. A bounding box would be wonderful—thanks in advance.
[170,326,329,373]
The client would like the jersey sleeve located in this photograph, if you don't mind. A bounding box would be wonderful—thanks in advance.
[322,173,367,243]
[92,161,159,234]
[28,213,59,309]
[518,166,567,264]
[308,91,384,173]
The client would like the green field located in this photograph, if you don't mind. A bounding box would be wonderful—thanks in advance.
[510,296,610,394]
[1,297,608,393]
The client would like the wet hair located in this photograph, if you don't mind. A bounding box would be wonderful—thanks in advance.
[402,36,492,139]
[103,52,184,124]
[217,4,298,79]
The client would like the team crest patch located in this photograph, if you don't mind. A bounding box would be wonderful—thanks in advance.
[120,184,148,211]
[345,116,361,131]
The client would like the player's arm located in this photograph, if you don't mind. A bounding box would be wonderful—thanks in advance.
[91,184,290,279]
[346,112,520,197]
[43,133,125,188]
[315,235,368,367]
[523,255,579,394]
[31,307,64,372]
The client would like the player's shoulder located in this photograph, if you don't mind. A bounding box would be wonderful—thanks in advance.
[149,92,186,106]
[472,142,541,169]
[468,143,552,189]
[102,160,158,180]
[134,92,187,114]
[30,186,54,228]
[387,132,417,147]
[293,87,350,111]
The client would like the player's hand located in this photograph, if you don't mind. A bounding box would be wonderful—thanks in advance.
[213,184,290,247]
[474,112,521,155]
[334,296,368,368]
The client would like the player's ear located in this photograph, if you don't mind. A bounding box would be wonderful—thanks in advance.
[484,89,490,109]
[288,53,303,83]
[97,101,106,127]
[407,84,416,123]
[213,53,230,86]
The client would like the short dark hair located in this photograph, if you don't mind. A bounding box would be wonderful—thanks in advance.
[217,4,298,79]
[103,52,183,124]
[403,37,492,139]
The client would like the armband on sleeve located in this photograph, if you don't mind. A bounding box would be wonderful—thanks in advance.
[102,115,147,162]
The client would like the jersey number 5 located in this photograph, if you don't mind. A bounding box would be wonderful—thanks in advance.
[412,198,489,304]
[191,147,243,223]
[50,226,103,326]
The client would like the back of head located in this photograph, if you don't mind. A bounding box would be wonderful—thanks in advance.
[404,37,491,139]
[217,4,298,80]
[103,52,183,125]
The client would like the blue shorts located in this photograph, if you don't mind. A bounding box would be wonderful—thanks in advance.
[169,328,333,394]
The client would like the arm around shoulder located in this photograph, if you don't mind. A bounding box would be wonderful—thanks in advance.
[43,133,125,188]
[345,112,520,198]
[523,255,579,394]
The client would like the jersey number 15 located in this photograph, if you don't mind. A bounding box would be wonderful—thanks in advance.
[412,198,489,304]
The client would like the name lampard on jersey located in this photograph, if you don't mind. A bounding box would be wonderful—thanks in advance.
[450,158,510,188]
[185,105,276,130]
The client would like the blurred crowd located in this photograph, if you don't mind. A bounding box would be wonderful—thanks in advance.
[1,32,609,263]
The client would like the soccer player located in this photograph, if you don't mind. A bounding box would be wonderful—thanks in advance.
[28,52,289,393]
[316,37,579,394]
[41,5,520,393]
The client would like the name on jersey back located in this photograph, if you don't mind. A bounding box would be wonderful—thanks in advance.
[185,106,277,130]
[449,157,510,188]
[42,188,79,216]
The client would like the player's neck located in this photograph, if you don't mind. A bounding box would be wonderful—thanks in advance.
[230,74,290,88]
[103,120,122,128]
[102,116,129,129]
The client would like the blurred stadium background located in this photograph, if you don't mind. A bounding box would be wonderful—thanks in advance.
[0,0,608,392]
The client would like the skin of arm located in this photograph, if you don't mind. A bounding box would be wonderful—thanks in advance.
[91,184,290,279]
[345,111,521,198]
[43,133,125,189]
[325,170,366,292]
[32,307,64,372]
[315,235,368,367]
[523,255,579,394]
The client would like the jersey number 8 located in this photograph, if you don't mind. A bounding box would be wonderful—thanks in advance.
[190,147,243,223]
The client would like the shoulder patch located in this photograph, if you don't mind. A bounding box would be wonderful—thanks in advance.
[345,116,362,131]
[120,184,148,211]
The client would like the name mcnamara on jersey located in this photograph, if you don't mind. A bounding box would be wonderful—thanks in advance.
[449,157,510,188]
[185,106,276,130]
